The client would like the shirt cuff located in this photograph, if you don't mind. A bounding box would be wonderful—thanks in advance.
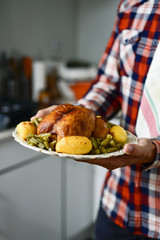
[145,138,160,171]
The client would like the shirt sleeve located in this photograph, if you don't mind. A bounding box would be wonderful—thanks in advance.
[77,7,122,120]
[145,138,160,171]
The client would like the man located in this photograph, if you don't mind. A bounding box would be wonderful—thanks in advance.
[32,0,160,239]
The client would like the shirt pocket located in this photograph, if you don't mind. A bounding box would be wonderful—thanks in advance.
[119,29,141,77]
[136,37,159,61]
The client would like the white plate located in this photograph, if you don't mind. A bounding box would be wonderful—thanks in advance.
[12,129,138,160]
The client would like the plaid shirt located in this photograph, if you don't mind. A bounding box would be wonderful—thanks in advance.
[77,0,160,238]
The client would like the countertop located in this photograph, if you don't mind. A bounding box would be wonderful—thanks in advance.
[0,128,14,142]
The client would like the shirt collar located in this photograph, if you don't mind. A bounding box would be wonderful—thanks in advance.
[119,0,148,12]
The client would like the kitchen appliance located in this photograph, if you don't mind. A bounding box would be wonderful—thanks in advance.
[58,60,97,100]
[32,59,61,102]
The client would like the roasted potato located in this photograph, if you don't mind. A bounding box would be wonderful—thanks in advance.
[56,136,92,154]
[110,126,127,143]
[17,121,37,140]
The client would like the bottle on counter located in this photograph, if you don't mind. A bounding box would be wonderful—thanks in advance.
[46,69,60,100]
[19,57,32,100]
[38,68,60,108]
[38,88,51,109]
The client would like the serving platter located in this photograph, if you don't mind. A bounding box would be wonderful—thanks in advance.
[12,129,138,160]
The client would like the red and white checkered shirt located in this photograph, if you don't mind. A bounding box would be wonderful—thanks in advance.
[77,0,160,238]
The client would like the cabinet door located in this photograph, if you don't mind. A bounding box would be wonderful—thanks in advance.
[66,159,94,239]
[0,139,42,171]
[93,166,107,220]
[0,155,62,240]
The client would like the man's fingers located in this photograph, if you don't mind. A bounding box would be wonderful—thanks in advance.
[124,138,151,157]
[30,110,46,121]
[123,143,141,156]
[30,105,58,121]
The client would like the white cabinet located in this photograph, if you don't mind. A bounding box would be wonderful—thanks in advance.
[0,138,42,172]
[0,139,94,240]
[0,139,62,240]
[66,159,94,239]
[92,166,107,220]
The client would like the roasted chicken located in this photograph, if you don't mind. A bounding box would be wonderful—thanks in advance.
[37,103,96,140]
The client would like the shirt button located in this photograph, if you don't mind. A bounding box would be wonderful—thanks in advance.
[124,39,129,45]
[152,40,158,47]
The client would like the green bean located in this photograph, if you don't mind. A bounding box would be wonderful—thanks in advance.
[96,140,101,146]
[36,137,44,143]
[89,149,95,154]
[96,138,105,146]
[117,143,123,149]
[30,118,42,126]
[38,133,51,141]
[29,137,39,145]
[27,132,57,151]
[106,121,116,129]
[38,133,51,138]
[33,118,39,127]
[106,147,119,153]
[96,138,105,141]
[101,138,110,147]
[107,134,113,140]
[50,140,57,151]
[93,149,101,154]
[44,141,50,150]
[101,134,112,147]
[38,117,42,122]
[90,137,98,150]
[28,142,35,146]
[27,134,37,139]
[99,146,107,154]
[109,140,117,147]
[28,136,43,145]
[38,142,45,149]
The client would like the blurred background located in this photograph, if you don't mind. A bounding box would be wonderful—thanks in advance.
[0,0,119,239]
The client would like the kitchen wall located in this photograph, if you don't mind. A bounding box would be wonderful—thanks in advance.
[0,0,76,60]
[75,0,119,64]
[0,0,119,64]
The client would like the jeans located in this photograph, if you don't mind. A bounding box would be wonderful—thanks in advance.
[94,205,157,240]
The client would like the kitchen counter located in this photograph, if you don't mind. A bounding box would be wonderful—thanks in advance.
[0,128,15,142]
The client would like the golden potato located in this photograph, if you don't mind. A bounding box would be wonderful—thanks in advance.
[110,126,127,143]
[17,121,37,140]
[56,136,92,155]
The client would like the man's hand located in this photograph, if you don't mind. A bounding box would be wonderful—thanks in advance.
[31,105,58,121]
[75,138,156,170]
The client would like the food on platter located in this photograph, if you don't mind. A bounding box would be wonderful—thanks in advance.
[15,103,135,156]
[92,117,109,139]
[37,103,96,140]
[16,121,37,140]
[109,125,127,143]
[56,136,92,154]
